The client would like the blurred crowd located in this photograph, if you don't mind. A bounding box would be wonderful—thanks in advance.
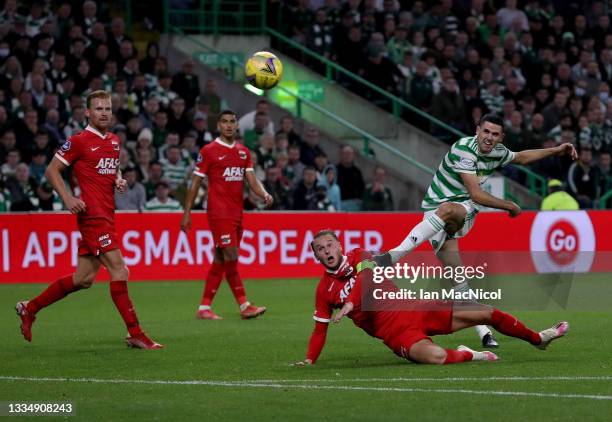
[274,0,612,207]
[0,0,394,212]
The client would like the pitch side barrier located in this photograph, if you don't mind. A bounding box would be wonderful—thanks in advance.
[0,211,610,285]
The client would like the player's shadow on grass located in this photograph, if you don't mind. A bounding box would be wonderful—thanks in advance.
[322,358,410,369]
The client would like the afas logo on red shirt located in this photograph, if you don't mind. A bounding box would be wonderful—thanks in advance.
[95,158,120,175]
[223,167,245,181]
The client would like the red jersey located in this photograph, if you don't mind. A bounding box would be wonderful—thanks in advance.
[306,248,454,363]
[193,138,254,221]
[55,125,120,222]
[313,249,400,340]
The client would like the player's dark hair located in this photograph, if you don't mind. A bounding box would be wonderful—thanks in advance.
[217,109,237,122]
[478,113,504,130]
[311,229,340,251]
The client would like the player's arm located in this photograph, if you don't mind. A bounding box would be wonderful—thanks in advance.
[294,321,329,366]
[511,142,577,165]
[460,172,521,217]
[333,258,376,323]
[180,173,203,232]
[44,157,86,214]
[245,170,273,207]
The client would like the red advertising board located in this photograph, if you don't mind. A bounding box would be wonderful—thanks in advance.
[0,211,610,283]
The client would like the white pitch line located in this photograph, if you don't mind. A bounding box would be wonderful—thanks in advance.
[1,376,611,401]
[251,376,612,383]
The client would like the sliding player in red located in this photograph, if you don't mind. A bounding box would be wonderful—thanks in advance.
[16,90,162,349]
[181,110,272,320]
[294,231,568,365]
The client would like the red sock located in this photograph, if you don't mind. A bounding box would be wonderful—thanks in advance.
[27,274,80,314]
[490,309,541,345]
[201,262,224,306]
[109,281,142,336]
[224,260,247,306]
[443,349,473,364]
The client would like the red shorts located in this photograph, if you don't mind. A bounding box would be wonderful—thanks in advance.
[383,300,454,360]
[209,219,243,248]
[77,218,119,256]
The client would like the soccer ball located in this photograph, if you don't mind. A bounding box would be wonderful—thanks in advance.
[244,51,283,90]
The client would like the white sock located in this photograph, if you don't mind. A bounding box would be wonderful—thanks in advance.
[389,213,445,264]
[474,324,492,340]
[239,301,250,312]
[452,283,492,340]
[198,305,211,311]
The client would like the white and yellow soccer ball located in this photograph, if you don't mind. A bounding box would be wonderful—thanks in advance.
[244,51,283,90]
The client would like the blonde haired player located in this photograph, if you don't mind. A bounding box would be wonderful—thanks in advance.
[16,90,162,349]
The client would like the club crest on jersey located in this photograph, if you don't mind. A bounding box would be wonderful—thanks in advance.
[61,141,71,151]
[220,234,231,245]
[95,158,120,175]
[239,151,247,160]
[98,233,112,248]
[222,166,245,181]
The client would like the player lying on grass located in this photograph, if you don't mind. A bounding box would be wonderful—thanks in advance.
[374,113,577,349]
[294,231,568,365]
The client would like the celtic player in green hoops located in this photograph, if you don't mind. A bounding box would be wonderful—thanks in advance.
[376,114,577,348]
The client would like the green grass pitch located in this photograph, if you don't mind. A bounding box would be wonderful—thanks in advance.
[1,277,611,421]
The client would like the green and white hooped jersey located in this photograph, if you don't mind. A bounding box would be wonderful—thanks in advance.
[421,136,515,210]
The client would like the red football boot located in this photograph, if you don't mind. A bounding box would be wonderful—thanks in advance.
[195,309,223,320]
[126,332,164,349]
[15,301,36,342]
[240,304,266,320]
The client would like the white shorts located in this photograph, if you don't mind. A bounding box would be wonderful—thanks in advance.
[425,200,479,253]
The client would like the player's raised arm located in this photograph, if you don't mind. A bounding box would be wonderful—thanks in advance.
[45,156,86,214]
[511,142,577,166]
[245,169,273,207]
[460,172,521,217]
[181,173,203,232]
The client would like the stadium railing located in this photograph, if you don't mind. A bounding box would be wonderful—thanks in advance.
[262,27,548,198]
[168,25,435,181]
[163,0,266,35]
[162,3,548,198]
[599,190,612,209]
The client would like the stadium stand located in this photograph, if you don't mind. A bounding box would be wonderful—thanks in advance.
[270,0,612,208]
[0,1,611,211]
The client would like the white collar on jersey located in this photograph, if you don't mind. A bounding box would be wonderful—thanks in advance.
[326,255,348,274]
[85,125,108,139]
[214,138,236,148]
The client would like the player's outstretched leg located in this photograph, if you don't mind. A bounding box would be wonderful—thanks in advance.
[222,247,266,319]
[101,250,163,349]
[196,250,225,320]
[376,203,466,266]
[407,339,498,364]
[16,256,100,342]
[452,305,569,349]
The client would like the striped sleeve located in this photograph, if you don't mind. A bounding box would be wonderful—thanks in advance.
[498,145,516,167]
